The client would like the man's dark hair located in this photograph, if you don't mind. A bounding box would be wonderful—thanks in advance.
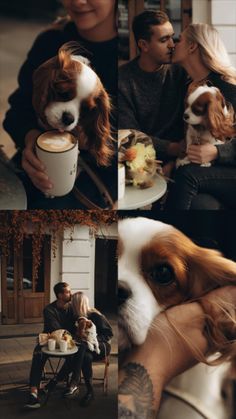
[132,10,169,45]
[54,282,69,298]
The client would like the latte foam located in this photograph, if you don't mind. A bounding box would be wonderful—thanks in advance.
[37,131,76,152]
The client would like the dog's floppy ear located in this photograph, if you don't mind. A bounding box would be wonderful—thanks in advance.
[79,87,114,166]
[207,91,235,140]
[188,245,236,297]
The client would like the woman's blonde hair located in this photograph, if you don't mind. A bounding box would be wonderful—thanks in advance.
[185,23,236,85]
[71,291,100,317]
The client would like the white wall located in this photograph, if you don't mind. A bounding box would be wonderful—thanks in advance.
[51,222,118,307]
[193,0,236,67]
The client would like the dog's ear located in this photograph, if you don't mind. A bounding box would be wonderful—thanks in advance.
[79,88,114,166]
[187,245,236,297]
[207,91,235,140]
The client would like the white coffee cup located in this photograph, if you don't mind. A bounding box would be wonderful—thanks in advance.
[59,340,68,352]
[36,131,79,197]
[118,163,125,200]
[48,339,56,351]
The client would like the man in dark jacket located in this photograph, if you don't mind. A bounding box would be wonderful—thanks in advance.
[25,281,73,409]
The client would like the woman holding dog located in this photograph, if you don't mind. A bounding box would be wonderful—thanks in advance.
[3,0,118,208]
[166,23,236,210]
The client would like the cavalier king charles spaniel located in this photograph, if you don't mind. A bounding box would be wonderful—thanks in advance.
[75,317,100,354]
[32,42,113,166]
[118,217,236,365]
[176,85,235,168]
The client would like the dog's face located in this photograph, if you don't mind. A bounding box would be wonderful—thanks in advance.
[76,317,93,339]
[33,53,98,132]
[184,86,225,126]
[183,85,235,141]
[118,217,236,351]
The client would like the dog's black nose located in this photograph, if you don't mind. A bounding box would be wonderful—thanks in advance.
[118,281,132,306]
[183,113,189,120]
[62,112,75,126]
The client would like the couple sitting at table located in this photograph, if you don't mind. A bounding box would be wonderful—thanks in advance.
[25,282,113,409]
[119,10,236,210]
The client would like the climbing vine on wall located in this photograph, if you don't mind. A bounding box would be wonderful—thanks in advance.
[0,210,117,280]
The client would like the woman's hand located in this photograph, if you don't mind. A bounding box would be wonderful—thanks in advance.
[118,286,236,419]
[187,144,218,164]
[22,129,53,193]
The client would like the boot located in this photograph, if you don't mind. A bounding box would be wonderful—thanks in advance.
[80,379,94,407]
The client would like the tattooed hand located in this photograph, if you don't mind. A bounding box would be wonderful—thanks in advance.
[118,363,155,419]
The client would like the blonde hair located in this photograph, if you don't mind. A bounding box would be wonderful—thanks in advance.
[71,291,100,317]
[185,23,236,85]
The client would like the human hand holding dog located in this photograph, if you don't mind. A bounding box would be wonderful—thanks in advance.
[22,129,53,193]
[118,286,236,419]
[187,144,218,164]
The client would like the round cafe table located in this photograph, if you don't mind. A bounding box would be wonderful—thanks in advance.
[0,160,27,209]
[118,174,167,210]
[42,346,78,379]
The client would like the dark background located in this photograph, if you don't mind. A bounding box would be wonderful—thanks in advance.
[119,211,236,262]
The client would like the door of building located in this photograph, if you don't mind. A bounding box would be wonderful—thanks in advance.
[1,236,50,324]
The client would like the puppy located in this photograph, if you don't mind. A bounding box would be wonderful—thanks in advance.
[32,42,113,166]
[118,217,236,360]
[176,85,235,168]
[75,317,100,354]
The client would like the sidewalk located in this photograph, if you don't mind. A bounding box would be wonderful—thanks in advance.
[0,320,118,418]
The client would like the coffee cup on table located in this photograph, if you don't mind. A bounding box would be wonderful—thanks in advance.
[48,339,56,351]
[59,340,68,352]
[36,130,79,197]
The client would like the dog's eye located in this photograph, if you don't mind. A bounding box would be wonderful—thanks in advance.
[148,264,175,286]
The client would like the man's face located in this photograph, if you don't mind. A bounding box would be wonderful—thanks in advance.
[139,22,175,65]
[60,286,71,303]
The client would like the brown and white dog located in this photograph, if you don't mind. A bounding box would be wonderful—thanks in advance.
[176,85,235,168]
[32,42,113,166]
[118,217,236,359]
[75,317,100,354]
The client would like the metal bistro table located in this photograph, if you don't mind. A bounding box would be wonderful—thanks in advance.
[0,160,27,209]
[42,346,78,379]
[118,174,167,210]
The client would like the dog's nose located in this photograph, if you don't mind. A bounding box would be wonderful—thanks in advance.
[62,112,75,126]
[183,113,189,121]
[118,281,132,306]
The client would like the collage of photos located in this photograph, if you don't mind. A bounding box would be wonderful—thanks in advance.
[0,1,235,418]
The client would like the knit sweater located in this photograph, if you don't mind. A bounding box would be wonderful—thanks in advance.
[43,301,74,334]
[118,58,187,159]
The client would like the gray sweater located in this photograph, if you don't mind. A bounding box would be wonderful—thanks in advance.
[118,58,187,159]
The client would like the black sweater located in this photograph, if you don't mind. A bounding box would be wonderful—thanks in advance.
[118,59,187,159]
[43,301,74,334]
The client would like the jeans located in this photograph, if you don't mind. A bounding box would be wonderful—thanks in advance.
[29,344,47,388]
[166,164,236,210]
[57,341,111,385]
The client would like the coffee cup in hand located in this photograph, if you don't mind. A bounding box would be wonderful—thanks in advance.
[36,131,79,197]
[59,339,68,352]
[48,338,56,351]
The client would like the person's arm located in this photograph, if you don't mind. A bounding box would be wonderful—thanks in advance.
[187,140,236,166]
[118,286,236,419]
[3,30,63,192]
[92,313,113,342]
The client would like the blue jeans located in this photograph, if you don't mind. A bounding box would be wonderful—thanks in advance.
[166,164,236,210]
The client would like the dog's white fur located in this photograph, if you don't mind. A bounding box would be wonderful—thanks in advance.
[86,321,100,354]
[44,56,98,132]
[118,217,174,350]
[176,85,226,168]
